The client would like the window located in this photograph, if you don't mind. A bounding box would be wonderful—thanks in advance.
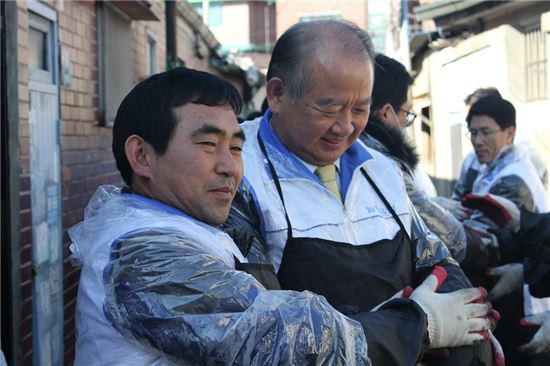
[193,3,222,26]
[28,28,47,69]
[28,12,54,83]
[97,2,134,126]
[526,27,547,101]
[146,36,157,76]
[299,13,341,23]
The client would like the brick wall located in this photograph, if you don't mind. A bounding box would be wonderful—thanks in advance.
[14,1,247,365]
[176,14,216,73]
[131,1,166,83]
[58,2,122,363]
[15,1,34,363]
[16,1,122,364]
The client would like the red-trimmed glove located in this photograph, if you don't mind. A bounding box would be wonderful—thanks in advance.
[462,193,520,232]
[489,330,505,366]
[519,311,550,354]
[409,266,492,348]
[370,286,413,312]
[433,196,472,221]
[485,263,524,300]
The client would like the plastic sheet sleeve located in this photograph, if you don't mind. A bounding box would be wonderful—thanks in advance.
[104,230,370,366]
[408,199,473,292]
[409,197,454,268]
[403,172,468,262]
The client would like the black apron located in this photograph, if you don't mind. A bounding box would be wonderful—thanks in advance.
[258,133,417,313]
[234,256,282,290]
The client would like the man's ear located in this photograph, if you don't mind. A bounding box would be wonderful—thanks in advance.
[505,126,516,144]
[377,103,393,123]
[266,77,286,114]
[125,135,154,180]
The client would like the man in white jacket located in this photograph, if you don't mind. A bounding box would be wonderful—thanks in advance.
[462,95,550,365]
[224,20,495,365]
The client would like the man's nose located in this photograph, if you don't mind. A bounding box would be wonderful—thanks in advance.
[332,109,354,136]
[471,134,485,145]
[215,148,240,177]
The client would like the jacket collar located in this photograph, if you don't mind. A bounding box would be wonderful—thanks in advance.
[122,191,223,235]
[361,118,419,170]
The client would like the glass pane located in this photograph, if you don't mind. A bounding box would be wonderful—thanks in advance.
[208,4,222,26]
[29,27,47,70]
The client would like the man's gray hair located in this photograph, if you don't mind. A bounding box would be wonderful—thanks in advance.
[267,20,375,102]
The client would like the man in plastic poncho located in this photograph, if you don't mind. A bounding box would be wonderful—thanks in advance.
[68,67,372,365]
[223,20,495,366]
[461,95,550,366]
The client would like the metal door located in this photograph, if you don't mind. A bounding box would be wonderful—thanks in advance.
[27,2,63,365]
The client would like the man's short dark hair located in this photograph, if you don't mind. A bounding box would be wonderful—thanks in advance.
[466,95,515,130]
[112,67,242,186]
[464,87,501,106]
[267,20,375,102]
[371,53,413,113]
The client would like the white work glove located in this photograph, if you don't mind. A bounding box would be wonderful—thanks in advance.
[518,311,550,354]
[462,193,520,232]
[486,263,524,300]
[489,330,505,366]
[432,196,472,221]
[409,266,491,348]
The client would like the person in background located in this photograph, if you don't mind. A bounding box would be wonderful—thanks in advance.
[358,55,508,364]
[459,95,550,366]
[359,53,470,262]
[453,88,503,200]
[68,67,371,365]
[439,88,547,219]
[433,87,502,221]
[224,20,494,366]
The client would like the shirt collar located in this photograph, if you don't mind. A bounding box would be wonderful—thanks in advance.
[295,155,341,174]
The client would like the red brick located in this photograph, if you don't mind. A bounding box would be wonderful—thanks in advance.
[21,280,32,303]
[19,192,31,211]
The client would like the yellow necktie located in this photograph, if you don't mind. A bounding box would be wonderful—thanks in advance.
[315,165,341,201]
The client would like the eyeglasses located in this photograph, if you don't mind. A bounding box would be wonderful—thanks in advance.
[466,128,501,140]
[399,109,416,127]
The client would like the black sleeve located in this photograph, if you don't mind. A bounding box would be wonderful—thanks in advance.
[519,211,550,297]
[413,259,473,293]
[349,299,429,366]
[525,255,550,298]
[460,227,500,289]
[517,210,550,253]
[221,180,269,264]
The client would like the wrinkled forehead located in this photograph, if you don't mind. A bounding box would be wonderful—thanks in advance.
[173,103,241,135]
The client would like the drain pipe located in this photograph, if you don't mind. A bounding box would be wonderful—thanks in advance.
[165,0,179,68]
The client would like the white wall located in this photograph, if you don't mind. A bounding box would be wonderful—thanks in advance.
[413,25,550,196]
[209,3,250,48]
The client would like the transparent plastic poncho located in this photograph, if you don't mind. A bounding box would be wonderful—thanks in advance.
[69,185,370,366]
[360,132,467,262]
